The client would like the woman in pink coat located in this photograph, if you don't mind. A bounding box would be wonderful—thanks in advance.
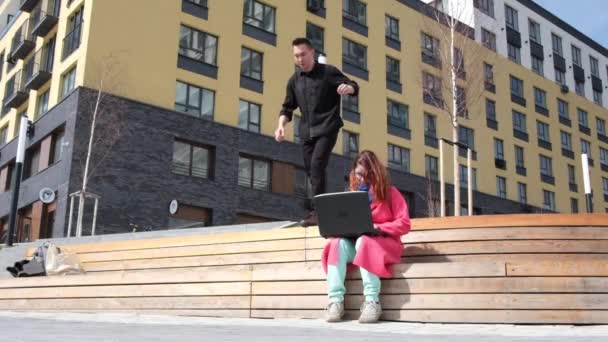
[321,150,411,323]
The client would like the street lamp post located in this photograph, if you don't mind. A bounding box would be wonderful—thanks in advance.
[6,115,30,247]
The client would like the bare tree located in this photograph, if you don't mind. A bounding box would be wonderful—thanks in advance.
[73,52,127,236]
[420,0,497,216]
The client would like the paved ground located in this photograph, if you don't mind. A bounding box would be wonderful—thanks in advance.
[1,312,607,342]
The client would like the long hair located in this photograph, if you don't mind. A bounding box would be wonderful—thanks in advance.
[348,150,391,202]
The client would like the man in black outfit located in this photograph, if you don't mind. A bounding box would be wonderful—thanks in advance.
[275,38,359,227]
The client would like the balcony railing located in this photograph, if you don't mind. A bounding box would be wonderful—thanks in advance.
[31,7,59,37]
[19,0,41,12]
[62,21,82,60]
[10,19,35,61]
[4,71,29,108]
[24,46,53,90]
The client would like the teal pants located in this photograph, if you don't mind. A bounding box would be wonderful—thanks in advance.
[327,237,381,303]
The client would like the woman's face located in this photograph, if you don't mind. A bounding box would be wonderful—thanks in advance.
[355,163,368,186]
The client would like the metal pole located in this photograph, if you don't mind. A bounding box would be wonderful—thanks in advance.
[467,148,473,216]
[67,195,75,237]
[91,197,98,236]
[76,194,84,237]
[6,115,29,247]
[582,153,593,213]
[439,139,445,217]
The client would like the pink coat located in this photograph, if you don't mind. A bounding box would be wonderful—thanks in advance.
[321,186,411,278]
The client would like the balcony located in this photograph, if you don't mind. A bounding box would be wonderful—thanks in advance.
[19,0,40,12]
[24,47,53,90]
[9,19,35,61]
[484,81,496,93]
[62,22,82,60]
[495,158,507,170]
[3,71,29,109]
[31,9,59,38]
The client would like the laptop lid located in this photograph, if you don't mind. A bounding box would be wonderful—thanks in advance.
[313,191,377,238]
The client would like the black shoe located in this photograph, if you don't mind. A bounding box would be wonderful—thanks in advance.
[299,211,318,227]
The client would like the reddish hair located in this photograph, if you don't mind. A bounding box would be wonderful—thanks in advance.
[349,150,391,203]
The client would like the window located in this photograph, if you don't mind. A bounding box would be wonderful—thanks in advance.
[513,111,527,133]
[481,28,496,51]
[600,147,608,167]
[575,80,585,96]
[555,68,566,85]
[179,26,218,66]
[388,144,410,173]
[581,139,591,155]
[425,113,437,137]
[238,100,261,133]
[528,19,541,43]
[534,88,547,110]
[238,156,270,191]
[561,131,573,151]
[342,38,367,70]
[507,43,520,64]
[425,155,438,180]
[604,178,608,200]
[61,66,76,98]
[0,125,7,146]
[494,138,504,160]
[293,115,301,144]
[505,5,518,30]
[475,0,494,17]
[343,131,359,158]
[423,72,443,106]
[243,0,276,33]
[484,63,494,84]
[531,56,544,76]
[571,45,582,66]
[172,140,212,179]
[421,32,440,66]
[515,145,525,168]
[597,118,606,136]
[63,7,83,59]
[571,198,579,213]
[454,48,465,79]
[342,95,359,114]
[578,108,589,128]
[496,176,507,199]
[343,0,367,26]
[241,47,263,81]
[49,130,64,165]
[486,98,496,121]
[552,33,563,56]
[543,190,556,211]
[23,146,41,180]
[387,100,409,130]
[458,126,475,151]
[37,90,49,117]
[590,56,600,77]
[385,15,399,41]
[540,155,553,177]
[386,56,400,84]
[537,121,550,143]
[175,81,215,118]
[558,99,569,119]
[518,182,527,204]
[566,164,576,186]
[593,90,603,106]
[306,22,324,54]
[459,165,477,190]
[510,76,524,98]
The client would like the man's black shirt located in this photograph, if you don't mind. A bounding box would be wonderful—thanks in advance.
[280,62,359,142]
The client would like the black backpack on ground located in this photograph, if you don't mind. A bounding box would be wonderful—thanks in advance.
[6,244,49,277]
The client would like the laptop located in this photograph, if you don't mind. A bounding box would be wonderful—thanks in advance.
[313,191,380,238]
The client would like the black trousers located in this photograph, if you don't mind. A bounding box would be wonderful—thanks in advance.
[302,130,339,207]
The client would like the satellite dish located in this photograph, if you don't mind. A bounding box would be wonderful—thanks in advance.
[39,188,55,204]
[169,199,179,215]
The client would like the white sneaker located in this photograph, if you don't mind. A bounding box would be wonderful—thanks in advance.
[358,301,382,323]
[325,301,345,322]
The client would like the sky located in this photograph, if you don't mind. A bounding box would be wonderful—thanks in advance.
[534,0,608,48]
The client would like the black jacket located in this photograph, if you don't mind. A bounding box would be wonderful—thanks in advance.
[280,63,359,141]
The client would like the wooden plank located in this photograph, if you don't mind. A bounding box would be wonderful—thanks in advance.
[0,282,251,299]
[77,239,307,263]
[507,260,608,276]
[10,309,252,318]
[402,240,608,256]
[251,277,608,295]
[0,265,252,289]
[252,294,608,310]
[404,253,608,263]
[83,250,306,272]
[412,213,608,230]
[0,296,251,310]
[251,309,608,324]
[251,261,505,281]
[401,227,608,243]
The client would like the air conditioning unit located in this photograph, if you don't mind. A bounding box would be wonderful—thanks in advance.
[560,84,569,94]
